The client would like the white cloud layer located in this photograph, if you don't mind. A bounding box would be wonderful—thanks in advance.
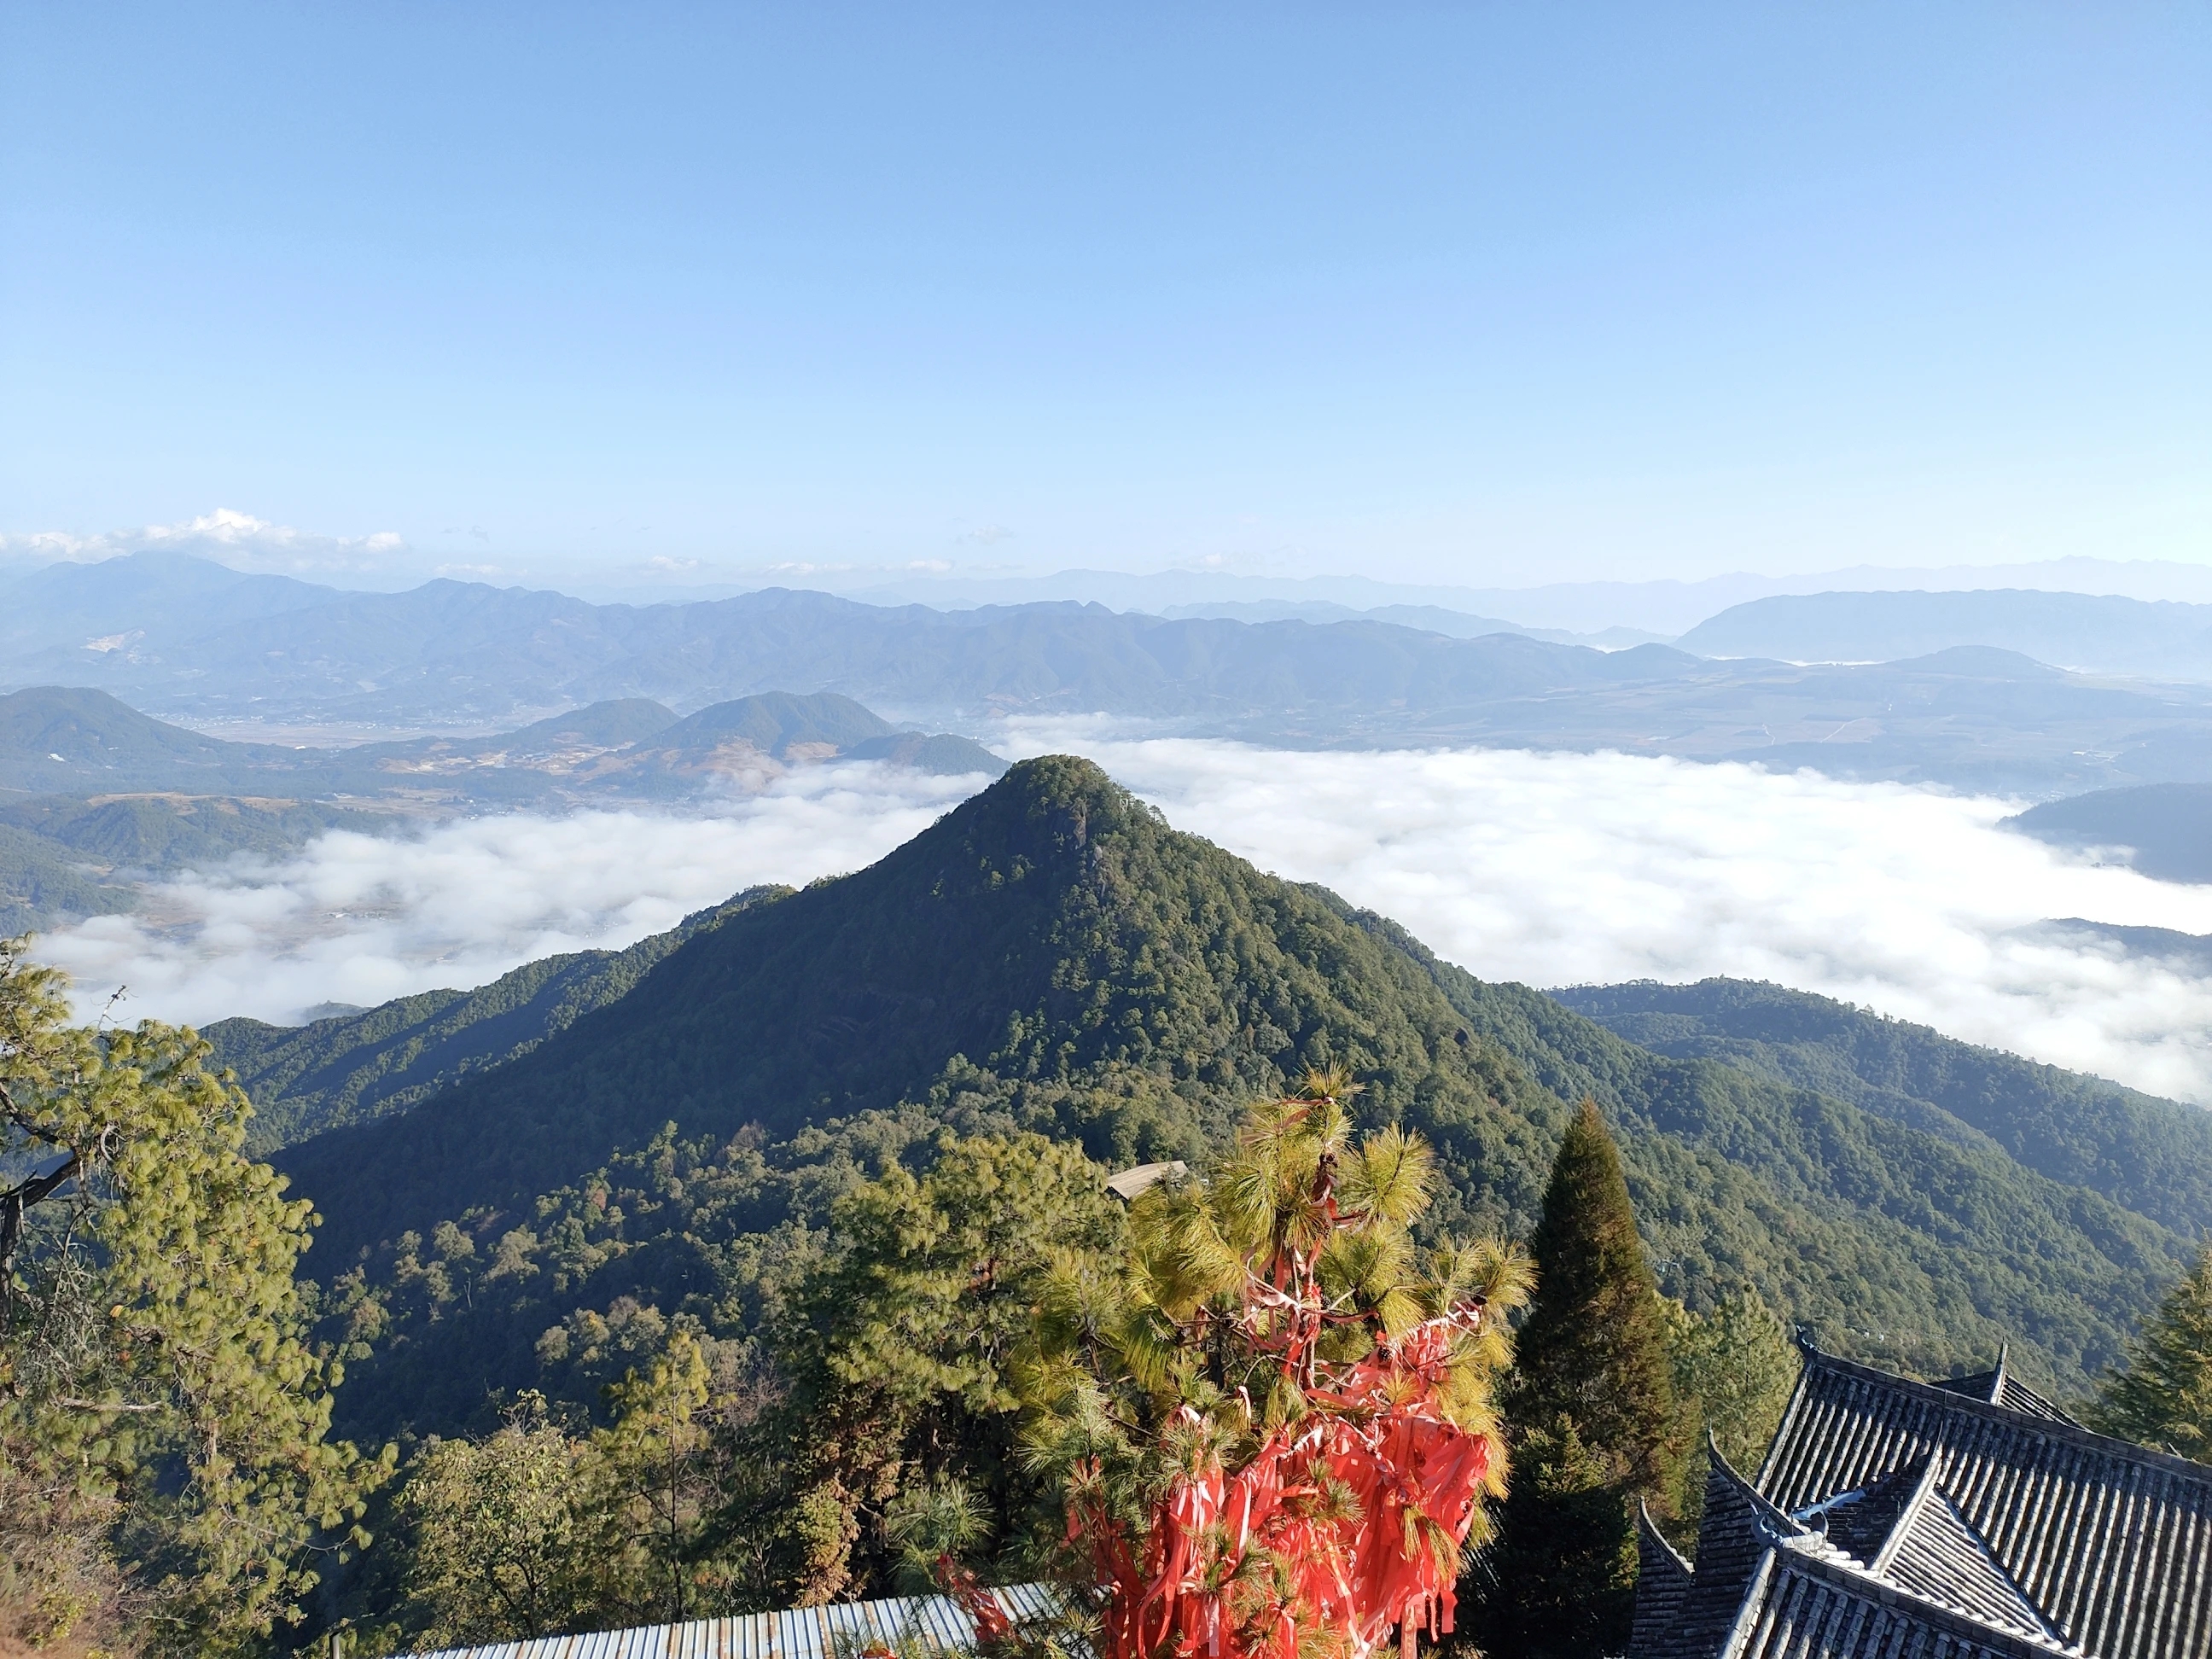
[1,507,407,576]
[38,763,983,1029]
[32,736,2212,1105]
[1000,729,2212,1104]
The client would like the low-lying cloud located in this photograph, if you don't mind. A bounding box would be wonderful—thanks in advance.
[33,735,2212,1104]
[38,763,981,1030]
[1002,729,2212,1103]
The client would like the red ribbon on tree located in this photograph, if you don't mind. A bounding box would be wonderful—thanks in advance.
[1072,1314,1491,1659]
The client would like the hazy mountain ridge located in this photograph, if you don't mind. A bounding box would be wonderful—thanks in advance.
[840,556,2212,632]
[1289,643,2212,796]
[18,557,2212,796]
[0,685,1001,933]
[2,565,1725,725]
[0,685,1000,803]
[250,759,2199,1441]
[0,551,343,655]
[1680,588,2212,680]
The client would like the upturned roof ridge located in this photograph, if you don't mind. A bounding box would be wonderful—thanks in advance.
[1707,1429,1809,1542]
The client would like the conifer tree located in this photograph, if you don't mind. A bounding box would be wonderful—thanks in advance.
[1017,1073,1534,1659]
[0,938,386,1655]
[1474,1098,1684,1657]
[2087,1243,2212,1458]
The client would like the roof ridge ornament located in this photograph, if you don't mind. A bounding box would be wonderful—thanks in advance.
[1706,1428,1807,1541]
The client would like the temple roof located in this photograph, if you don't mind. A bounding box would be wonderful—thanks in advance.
[1928,1345,2081,1425]
[1635,1439,2070,1659]
[1757,1337,2212,1658]
[1633,1337,2212,1659]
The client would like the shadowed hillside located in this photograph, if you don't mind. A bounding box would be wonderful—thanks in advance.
[2005,780,2212,884]
[208,887,790,1151]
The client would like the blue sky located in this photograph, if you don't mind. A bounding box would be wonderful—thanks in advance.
[3,3,2206,591]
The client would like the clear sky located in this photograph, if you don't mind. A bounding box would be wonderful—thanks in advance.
[3,3,2206,591]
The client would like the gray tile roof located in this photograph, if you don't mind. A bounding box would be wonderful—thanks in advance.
[1632,1504,1696,1656]
[1930,1348,2079,1427]
[1644,1450,2069,1658]
[1722,1551,2074,1659]
[1761,1340,2212,1657]
[1633,1337,2212,1659]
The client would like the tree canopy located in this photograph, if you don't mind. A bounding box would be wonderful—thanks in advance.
[2087,1243,2212,1459]
[1473,1098,1685,1657]
[0,937,386,1654]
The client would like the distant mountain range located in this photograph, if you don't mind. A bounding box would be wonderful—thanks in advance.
[1152,597,1667,650]
[17,556,2212,800]
[1680,588,2212,680]
[213,757,2206,1441]
[836,556,2212,633]
[0,684,1001,934]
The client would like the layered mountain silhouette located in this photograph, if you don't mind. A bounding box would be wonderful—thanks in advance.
[18,556,2212,795]
[0,684,999,800]
[253,758,2201,1439]
[1679,587,2212,679]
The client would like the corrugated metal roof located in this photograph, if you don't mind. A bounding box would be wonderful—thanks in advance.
[1103,1162,1186,1202]
[399,1584,1068,1659]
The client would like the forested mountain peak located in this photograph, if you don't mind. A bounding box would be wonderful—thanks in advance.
[278,753,1557,1267]
[261,757,2203,1441]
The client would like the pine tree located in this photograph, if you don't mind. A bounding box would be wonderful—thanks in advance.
[1663,1288,1799,1536]
[1017,1073,1534,1659]
[2087,1243,2212,1458]
[762,1132,1126,1606]
[0,937,387,1655]
[1476,1097,1685,1657]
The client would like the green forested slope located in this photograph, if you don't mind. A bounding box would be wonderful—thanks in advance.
[208,888,789,1151]
[1353,911,2186,1389]
[279,754,1565,1260]
[0,820,139,934]
[266,758,2200,1443]
[1551,976,2212,1236]
[0,792,390,870]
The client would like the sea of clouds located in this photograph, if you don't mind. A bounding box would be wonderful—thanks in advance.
[34,729,2212,1103]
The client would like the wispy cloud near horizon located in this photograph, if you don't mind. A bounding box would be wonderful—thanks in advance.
[31,734,2212,1105]
[1,508,408,578]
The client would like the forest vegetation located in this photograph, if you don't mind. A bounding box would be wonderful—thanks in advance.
[5,755,2212,1653]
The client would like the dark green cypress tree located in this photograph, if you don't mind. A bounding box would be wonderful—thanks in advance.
[2086,1243,2212,1459]
[1475,1098,1685,1656]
